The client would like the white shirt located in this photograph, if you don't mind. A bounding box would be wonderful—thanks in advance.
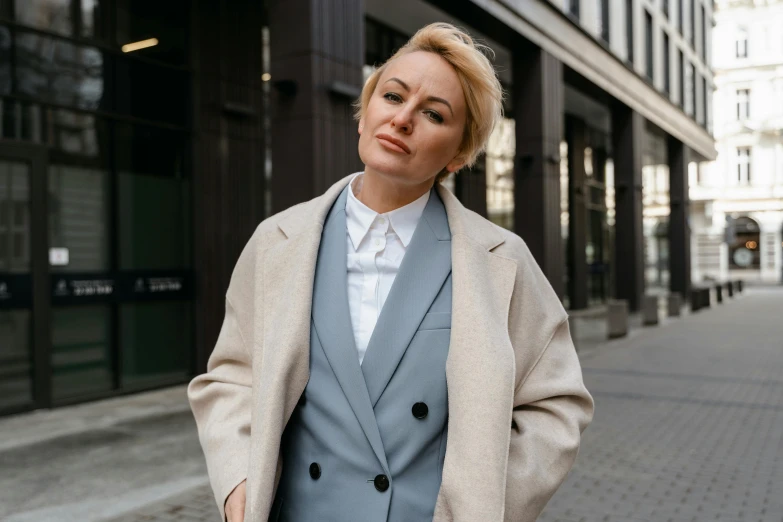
[345,173,430,365]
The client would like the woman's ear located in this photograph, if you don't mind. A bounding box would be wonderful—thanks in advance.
[358,116,365,135]
[445,153,468,174]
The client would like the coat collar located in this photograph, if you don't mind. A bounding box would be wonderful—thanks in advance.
[276,173,507,253]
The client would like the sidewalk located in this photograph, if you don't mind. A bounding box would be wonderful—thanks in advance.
[541,287,783,522]
[1,287,780,521]
[0,387,213,522]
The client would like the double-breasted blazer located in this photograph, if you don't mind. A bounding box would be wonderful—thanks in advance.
[188,174,594,522]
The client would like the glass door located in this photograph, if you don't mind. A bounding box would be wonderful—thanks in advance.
[0,143,50,415]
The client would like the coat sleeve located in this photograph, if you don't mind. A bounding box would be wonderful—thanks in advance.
[504,317,594,521]
[187,233,260,521]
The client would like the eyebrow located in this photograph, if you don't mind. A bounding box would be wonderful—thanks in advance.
[384,77,454,117]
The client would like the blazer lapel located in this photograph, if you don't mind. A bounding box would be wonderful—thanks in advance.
[360,189,452,407]
[311,186,390,473]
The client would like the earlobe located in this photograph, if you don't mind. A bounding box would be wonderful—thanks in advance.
[446,156,467,174]
[358,117,365,135]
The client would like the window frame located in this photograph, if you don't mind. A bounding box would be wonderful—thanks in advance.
[736,88,750,120]
[736,147,751,185]
[736,29,748,58]
[645,10,654,82]
[663,31,671,95]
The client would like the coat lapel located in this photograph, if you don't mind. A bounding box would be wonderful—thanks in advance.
[433,184,519,521]
[310,186,390,473]
[250,176,354,520]
[360,188,452,407]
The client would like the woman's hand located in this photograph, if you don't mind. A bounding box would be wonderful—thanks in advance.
[225,480,247,522]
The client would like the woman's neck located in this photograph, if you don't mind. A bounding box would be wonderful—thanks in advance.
[354,170,435,214]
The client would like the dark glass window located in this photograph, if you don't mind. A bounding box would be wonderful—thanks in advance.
[663,0,670,18]
[0,309,33,411]
[702,76,708,128]
[14,30,107,111]
[114,123,191,271]
[14,0,74,37]
[51,305,113,401]
[0,26,9,96]
[80,0,107,39]
[600,0,610,42]
[627,0,635,64]
[113,56,187,124]
[569,0,580,19]
[690,0,696,45]
[47,111,111,275]
[663,32,670,95]
[365,17,409,66]
[48,165,110,272]
[645,10,654,81]
[700,5,706,61]
[691,63,697,117]
[0,159,30,273]
[679,49,685,108]
[120,301,190,388]
[115,0,188,66]
[678,0,684,33]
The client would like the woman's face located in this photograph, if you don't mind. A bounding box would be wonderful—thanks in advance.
[358,51,468,187]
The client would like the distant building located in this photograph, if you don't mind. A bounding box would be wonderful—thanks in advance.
[692,0,783,283]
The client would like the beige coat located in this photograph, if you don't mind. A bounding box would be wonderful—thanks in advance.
[188,174,594,522]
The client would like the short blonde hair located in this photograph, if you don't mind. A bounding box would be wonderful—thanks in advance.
[354,22,504,180]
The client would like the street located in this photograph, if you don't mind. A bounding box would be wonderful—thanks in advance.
[1,288,781,522]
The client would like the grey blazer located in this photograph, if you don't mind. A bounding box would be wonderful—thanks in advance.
[272,184,453,521]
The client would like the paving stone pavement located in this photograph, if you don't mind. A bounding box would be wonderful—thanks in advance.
[540,287,783,522]
[102,484,217,522]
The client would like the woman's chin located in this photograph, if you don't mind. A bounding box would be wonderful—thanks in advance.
[363,159,412,180]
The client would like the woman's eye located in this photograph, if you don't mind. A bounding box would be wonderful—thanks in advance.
[383,92,402,103]
[426,110,444,123]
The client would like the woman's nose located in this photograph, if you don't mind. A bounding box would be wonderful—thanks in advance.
[390,109,413,134]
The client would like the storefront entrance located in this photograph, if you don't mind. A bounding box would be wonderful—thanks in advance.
[0,140,193,416]
[0,143,49,414]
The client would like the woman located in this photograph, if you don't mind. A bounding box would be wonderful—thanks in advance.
[189,23,593,522]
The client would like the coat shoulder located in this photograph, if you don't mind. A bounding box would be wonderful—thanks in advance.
[489,224,568,325]
[226,196,321,302]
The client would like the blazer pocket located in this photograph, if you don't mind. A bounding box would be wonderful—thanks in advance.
[418,312,451,331]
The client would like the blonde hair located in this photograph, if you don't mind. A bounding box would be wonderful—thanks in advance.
[354,22,504,181]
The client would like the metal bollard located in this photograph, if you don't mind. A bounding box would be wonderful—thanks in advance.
[715,284,723,303]
[667,292,682,317]
[607,299,629,339]
[642,295,659,326]
[727,281,734,297]
[691,287,703,312]
[737,280,744,292]
[702,287,712,308]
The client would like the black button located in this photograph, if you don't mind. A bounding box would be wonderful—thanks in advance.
[412,402,429,419]
[374,474,389,492]
[309,462,321,480]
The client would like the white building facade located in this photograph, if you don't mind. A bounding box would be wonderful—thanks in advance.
[693,0,783,284]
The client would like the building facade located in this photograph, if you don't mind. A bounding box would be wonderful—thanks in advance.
[0,0,714,416]
[691,0,783,284]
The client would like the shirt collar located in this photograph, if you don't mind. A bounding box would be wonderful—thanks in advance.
[345,173,430,249]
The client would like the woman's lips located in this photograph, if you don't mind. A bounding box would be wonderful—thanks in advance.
[376,134,411,154]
